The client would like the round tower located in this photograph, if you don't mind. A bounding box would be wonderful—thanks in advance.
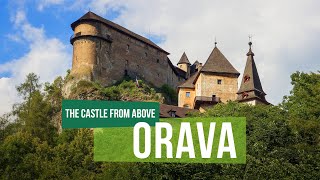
[69,11,112,82]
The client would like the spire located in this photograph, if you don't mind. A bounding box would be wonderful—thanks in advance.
[247,41,255,56]
[214,37,217,47]
[177,52,191,65]
[237,41,269,104]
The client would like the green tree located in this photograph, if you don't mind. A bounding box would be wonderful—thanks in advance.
[16,73,41,100]
[282,71,320,121]
[44,76,64,112]
[13,73,57,143]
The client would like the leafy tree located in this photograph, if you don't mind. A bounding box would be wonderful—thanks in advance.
[0,132,44,179]
[282,71,320,121]
[44,76,64,112]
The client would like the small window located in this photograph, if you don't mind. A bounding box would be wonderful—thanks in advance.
[169,111,176,118]
[244,75,250,83]
[145,52,148,57]
[125,60,129,65]
[101,67,106,74]
[157,59,160,63]
[183,104,190,108]
[157,73,160,77]
[186,92,190,97]
[217,79,222,84]
[242,92,249,99]
[126,44,130,51]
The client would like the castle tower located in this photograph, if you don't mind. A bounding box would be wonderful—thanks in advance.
[178,44,240,110]
[198,45,240,103]
[67,11,186,89]
[177,52,191,78]
[70,12,112,82]
[236,42,270,105]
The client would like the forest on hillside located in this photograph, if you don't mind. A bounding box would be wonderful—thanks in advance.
[0,71,319,179]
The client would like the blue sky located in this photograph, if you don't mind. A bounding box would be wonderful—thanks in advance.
[0,1,117,73]
[0,0,165,77]
[0,0,320,115]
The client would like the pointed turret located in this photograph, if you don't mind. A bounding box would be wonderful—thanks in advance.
[177,52,191,65]
[177,52,191,78]
[237,42,269,105]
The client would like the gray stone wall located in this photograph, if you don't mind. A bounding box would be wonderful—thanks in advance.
[89,21,183,88]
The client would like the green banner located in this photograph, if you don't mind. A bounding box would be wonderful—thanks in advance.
[62,100,159,128]
[94,117,246,163]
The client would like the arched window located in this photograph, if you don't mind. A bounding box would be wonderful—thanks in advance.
[244,75,250,83]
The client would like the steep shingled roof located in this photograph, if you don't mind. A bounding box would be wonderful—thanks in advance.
[167,58,186,79]
[237,42,269,104]
[237,43,265,95]
[177,52,191,65]
[178,71,199,88]
[71,11,169,54]
[201,47,240,75]
[160,104,197,118]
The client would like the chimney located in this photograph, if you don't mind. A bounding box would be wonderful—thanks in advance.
[197,63,203,72]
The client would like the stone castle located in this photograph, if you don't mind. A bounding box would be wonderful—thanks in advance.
[70,12,269,111]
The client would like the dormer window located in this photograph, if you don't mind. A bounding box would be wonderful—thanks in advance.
[244,75,250,83]
[169,110,176,118]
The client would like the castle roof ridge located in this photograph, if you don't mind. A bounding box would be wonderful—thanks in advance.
[71,11,169,54]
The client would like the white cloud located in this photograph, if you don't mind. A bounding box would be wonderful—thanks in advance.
[89,0,320,105]
[37,0,64,11]
[0,10,71,115]
[12,10,26,27]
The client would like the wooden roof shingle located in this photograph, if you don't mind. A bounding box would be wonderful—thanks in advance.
[71,11,169,54]
[201,47,239,75]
